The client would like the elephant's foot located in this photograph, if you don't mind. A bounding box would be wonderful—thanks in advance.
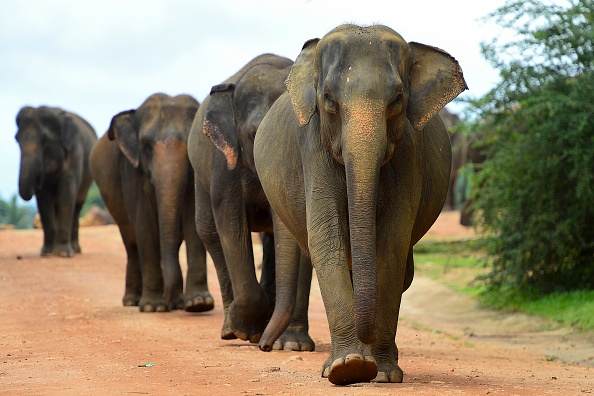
[322,353,377,386]
[41,245,53,256]
[370,343,403,382]
[40,244,74,257]
[72,241,82,254]
[138,293,168,312]
[371,365,404,383]
[221,311,237,340]
[228,294,271,343]
[122,292,141,307]
[168,293,186,311]
[271,325,315,351]
[185,290,214,312]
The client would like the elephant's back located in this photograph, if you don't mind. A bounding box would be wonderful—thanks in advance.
[224,54,293,85]
[89,133,120,188]
[69,113,98,143]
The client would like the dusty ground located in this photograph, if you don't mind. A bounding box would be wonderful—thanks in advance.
[1,211,592,395]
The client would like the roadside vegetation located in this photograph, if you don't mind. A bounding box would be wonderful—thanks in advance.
[0,183,104,229]
[414,238,594,331]
[447,0,594,326]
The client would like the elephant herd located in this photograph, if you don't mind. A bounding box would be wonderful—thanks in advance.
[14,24,467,385]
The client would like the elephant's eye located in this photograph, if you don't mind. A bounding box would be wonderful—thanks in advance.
[323,91,338,114]
[388,92,404,114]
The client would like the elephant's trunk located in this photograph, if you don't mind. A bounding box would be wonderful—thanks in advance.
[342,102,386,345]
[153,138,188,306]
[18,150,43,201]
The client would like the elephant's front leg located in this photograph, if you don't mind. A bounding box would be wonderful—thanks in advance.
[195,184,235,339]
[35,190,57,256]
[369,228,415,383]
[212,186,270,342]
[53,178,78,257]
[312,248,378,384]
[134,204,167,312]
[308,212,378,385]
[70,201,84,254]
[183,187,214,312]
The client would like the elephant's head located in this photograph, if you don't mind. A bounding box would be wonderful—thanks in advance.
[285,24,467,343]
[15,106,78,201]
[107,93,199,303]
[202,54,293,174]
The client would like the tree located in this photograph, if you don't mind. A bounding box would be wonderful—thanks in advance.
[469,0,594,294]
[0,194,36,229]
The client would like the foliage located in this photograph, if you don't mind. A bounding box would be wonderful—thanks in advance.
[81,183,105,216]
[414,239,594,330]
[468,0,594,294]
[0,194,36,229]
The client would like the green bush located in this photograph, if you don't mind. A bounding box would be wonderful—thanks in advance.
[468,0,594,294]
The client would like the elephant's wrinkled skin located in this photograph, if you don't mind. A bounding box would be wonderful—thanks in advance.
[255,25,467,385]
[188,54,314,350]
[15,106,97,257]
[90,93,213,313]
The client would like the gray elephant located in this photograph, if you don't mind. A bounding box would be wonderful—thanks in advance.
[90,93,214,313]
[255,25,467,385]
[188,54,314,350]
[15,106,97,257]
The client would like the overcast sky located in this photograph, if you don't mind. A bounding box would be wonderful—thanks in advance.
[0,0,507,203]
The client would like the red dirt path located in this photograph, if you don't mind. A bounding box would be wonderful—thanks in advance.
[1,211,592,395]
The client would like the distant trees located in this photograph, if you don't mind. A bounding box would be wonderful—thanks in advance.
[468,0,594,294]
[0,183,104,230]
[0,194,36,229]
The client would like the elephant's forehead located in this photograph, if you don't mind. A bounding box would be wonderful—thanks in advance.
[319,33,411,82]
[320,27,410,58]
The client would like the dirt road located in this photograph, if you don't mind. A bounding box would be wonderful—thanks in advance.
[1,212,592,395]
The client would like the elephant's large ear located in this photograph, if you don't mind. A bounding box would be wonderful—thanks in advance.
[61,115,77,152]
[202,83,239,170]
[285,38,320,127]
[407,42,468,130]
[108,110,139,168]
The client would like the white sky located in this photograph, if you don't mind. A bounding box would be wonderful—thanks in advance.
[0,0,506,202]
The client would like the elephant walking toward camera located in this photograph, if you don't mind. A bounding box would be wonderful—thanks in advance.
[255,25,467,385]
[188,54,314,350]
[90,93,213,313]
[15,106,97,257]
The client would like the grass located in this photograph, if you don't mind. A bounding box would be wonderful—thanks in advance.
[413,238,594,331]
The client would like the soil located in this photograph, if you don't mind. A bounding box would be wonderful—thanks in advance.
[1,211,592,395]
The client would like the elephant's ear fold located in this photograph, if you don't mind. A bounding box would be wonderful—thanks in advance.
[285,38,320,127]
[108,110,139,168]
[407,42,468,131]
[203,83,240,170]
[61,115,77,152]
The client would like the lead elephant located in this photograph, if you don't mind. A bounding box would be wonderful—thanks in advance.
[188,54,314,350]
[15,106,97,257]
[255,25,467,385]
[90,93,213,313]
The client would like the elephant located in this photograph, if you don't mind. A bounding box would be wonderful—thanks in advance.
[254,24,467,385]
[440,108,464,211]
[188,53,315,350]
[459,132,487,226]
[90,93,214,313]
[15,106,97,257]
